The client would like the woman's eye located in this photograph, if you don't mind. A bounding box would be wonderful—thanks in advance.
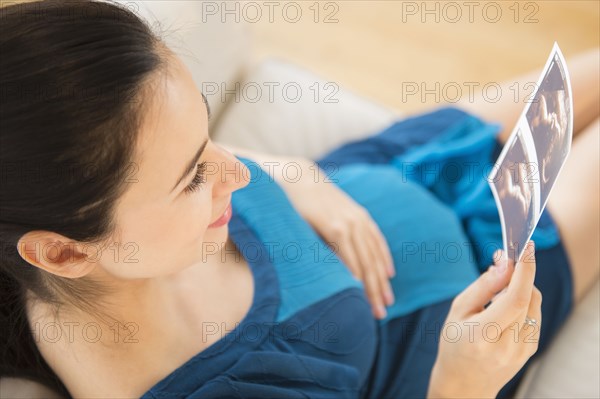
[184,162,207,195]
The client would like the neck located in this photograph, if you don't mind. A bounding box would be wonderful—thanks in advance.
[38,235,238,333]
[26,242,235,397]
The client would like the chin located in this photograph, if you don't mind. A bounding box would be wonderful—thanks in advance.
[192,225,231,267]
[204,223,230,246]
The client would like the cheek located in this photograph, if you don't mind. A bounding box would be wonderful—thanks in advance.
[179,191,214,237]
[100,197,214,278]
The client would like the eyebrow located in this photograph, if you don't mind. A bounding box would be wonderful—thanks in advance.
[171,94,211,193]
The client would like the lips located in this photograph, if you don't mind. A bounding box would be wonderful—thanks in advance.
[208,202,232,228]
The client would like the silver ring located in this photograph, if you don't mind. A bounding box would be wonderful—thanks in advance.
[524,316,537,326]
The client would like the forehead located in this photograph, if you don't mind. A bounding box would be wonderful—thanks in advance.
[140,52,205,143]
[123,52,209,201]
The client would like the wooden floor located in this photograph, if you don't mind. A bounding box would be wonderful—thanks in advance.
[248,1,599,114]
[6,0,598,114]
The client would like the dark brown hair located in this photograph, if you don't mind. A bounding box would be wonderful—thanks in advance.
[0,0,167,395]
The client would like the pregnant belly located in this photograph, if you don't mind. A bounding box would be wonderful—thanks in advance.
[332,163,480,320]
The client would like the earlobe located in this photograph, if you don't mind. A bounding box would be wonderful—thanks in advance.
[17,231,96,279]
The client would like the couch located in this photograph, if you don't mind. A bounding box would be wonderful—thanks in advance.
[1,1,598,397]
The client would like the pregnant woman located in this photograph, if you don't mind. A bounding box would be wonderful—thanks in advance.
[1,1,598,398]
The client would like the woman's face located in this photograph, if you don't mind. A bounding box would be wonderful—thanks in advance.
[97,52,250,280]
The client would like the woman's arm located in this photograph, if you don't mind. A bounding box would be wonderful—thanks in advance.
[218,142,396,319]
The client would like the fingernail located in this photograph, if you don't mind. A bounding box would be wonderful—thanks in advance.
[388,263,396,277]
[495,259,507,275]
[491,249,507,275]
[377,305,387,319]
[493,249,502,262]
[528,240,535,259]
[385,288,395,305]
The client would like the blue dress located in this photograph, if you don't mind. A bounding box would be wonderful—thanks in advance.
[142,107,574,399]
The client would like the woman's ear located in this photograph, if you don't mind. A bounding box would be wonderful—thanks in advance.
[16,231,96,279]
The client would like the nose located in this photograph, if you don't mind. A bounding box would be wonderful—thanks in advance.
[209,143,251,196]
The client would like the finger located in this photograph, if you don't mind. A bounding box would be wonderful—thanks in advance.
[370,231,394,306]
[495,285,542,361]
[519,285,542,357]
[363,267,387,319]
[365,216,395,277]
[492,248,503,264]
[507,241,537,300]
[350,229,387,318]
[363,225,395,306]
[478,241,537,331]
[491,318,519,357]
[328,235,363,281]
[336,239,386,319]
[485,250,509,307]
[451,251,515,319]
[488,286,508,307]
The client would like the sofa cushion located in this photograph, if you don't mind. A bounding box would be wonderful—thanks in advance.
[135,0,251,128]
[515,280,600,399]
[211,58,399,159]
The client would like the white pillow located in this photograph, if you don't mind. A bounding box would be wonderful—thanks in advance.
[134,0,252,128]
[211,58,399,159]
[515,280,600,398]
